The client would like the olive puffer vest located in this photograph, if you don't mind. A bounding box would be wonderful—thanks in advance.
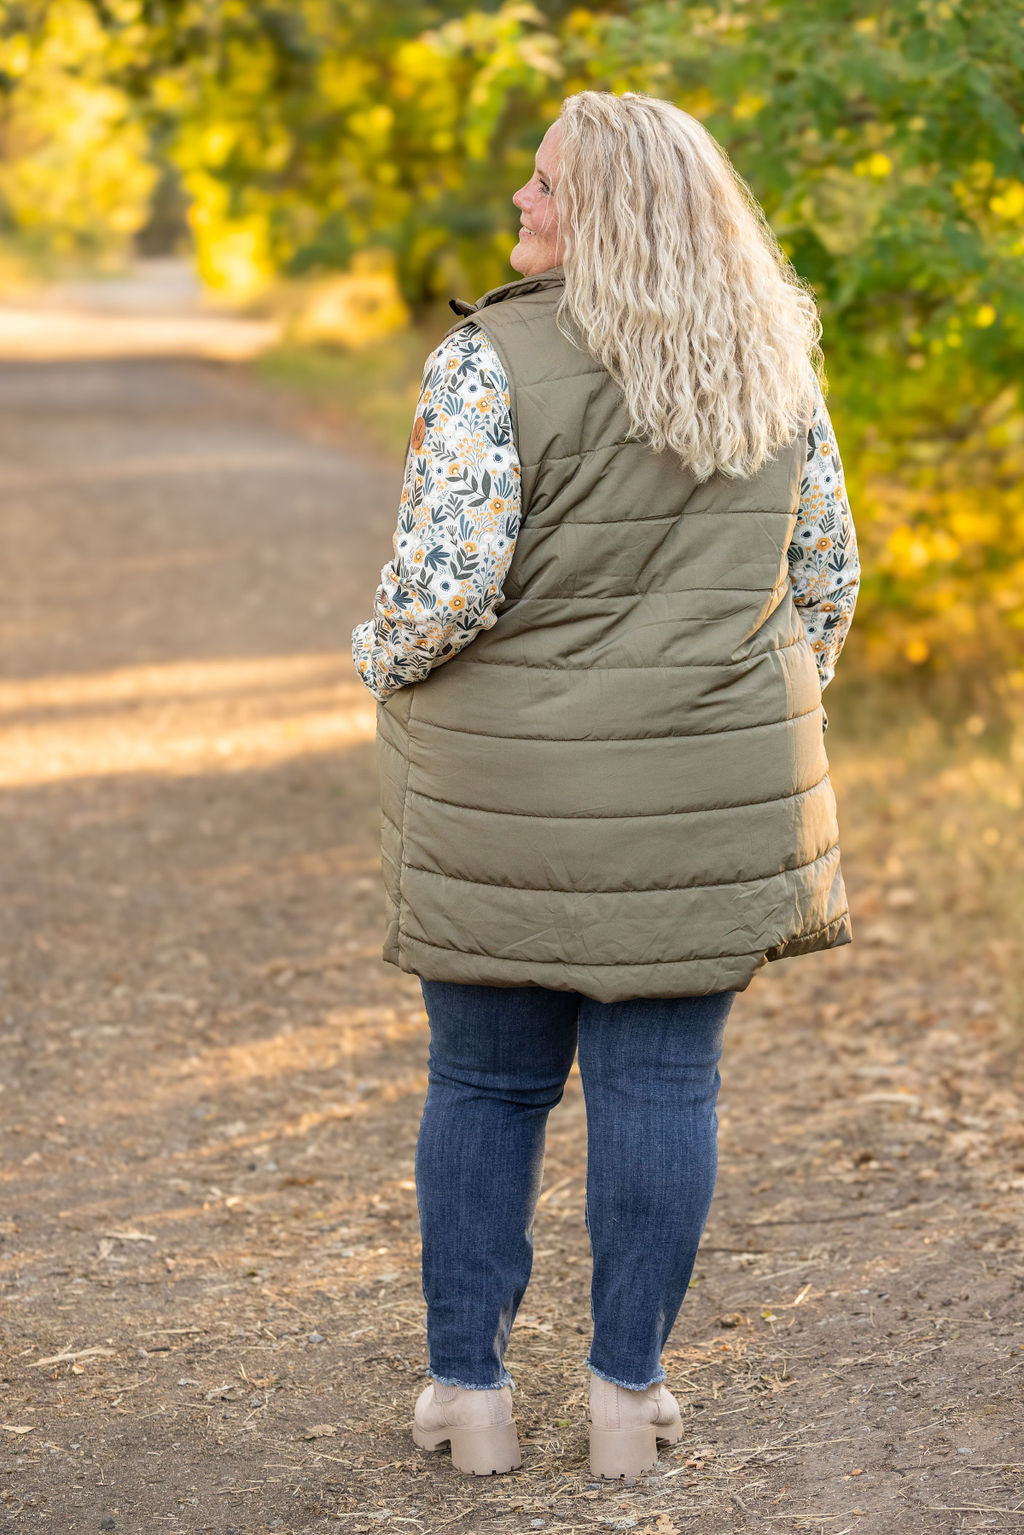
[375,267,852,1001]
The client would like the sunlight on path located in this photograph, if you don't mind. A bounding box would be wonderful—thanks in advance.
[0,654,376,784]
[0,257,280,360]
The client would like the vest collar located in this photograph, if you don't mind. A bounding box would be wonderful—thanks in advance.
[448,265,565,318]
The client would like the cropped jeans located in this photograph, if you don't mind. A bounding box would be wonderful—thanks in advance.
[415,978,735,1392]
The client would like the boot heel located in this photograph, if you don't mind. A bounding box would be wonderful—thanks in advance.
[589,1414,683,1479]
[412,1422,450,1453]
[590,1423,658,1478]
[412,1418,522,1475]
[448,1421,522,1475]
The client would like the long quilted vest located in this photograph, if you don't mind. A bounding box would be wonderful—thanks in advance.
[375,267,852,1001]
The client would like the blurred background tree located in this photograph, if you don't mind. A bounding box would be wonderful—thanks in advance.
[1,0,1021,726]
[0,0,156,265]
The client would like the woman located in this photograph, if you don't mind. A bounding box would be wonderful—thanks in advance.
[353,91,860,1479]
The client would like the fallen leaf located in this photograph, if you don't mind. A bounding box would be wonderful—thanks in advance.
[2,1426,34,1435]
[302,1424,337,1439]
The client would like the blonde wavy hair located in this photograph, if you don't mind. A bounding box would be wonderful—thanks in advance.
[553,91,825,482]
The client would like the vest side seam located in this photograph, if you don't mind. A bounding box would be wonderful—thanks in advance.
[403,842,840,895]
[403,912,850,967]
[393,692,418,972]
[406,767,833,819]
[407,701,823,742]
[377,730,410,761]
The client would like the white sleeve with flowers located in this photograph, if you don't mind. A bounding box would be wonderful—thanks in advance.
[351,324,522,702]
[787,376,862,721]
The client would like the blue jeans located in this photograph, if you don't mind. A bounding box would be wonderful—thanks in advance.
[415,979,735,1392]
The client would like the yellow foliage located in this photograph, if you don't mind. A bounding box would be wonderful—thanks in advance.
[393,39,444,82]
[989,181,1024,220]
[855,152,893,179]
[0,34,31,76]
[348,104,395,144]
[948,507,1001,546]
[320,55,376,104]
[0,0,156,257]
[885,524,960,569]
[288,251,411,350]
[682,88,716,119]
[187,200,274,300]
[732,94,765,121]
[886,527,927,569]
[200,123,236,167]
[851,367,1024,711]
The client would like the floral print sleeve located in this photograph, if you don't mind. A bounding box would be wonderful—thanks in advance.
[787,377,862,723]
[351,324,521,702]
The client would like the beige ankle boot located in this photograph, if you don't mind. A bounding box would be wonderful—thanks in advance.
[412,1380,522,1475]
[588,1372,684,1479]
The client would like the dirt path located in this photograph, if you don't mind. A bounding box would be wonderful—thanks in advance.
[1,309,1022,1534]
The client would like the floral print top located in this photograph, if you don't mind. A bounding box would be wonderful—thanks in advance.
[352,324,860,722]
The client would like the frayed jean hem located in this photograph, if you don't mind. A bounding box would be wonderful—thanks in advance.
[586,1356,667,1391]
[428,1369,514,1390]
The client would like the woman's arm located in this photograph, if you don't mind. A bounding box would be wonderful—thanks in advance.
[787,378,862,727]
[352,325,523,702]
